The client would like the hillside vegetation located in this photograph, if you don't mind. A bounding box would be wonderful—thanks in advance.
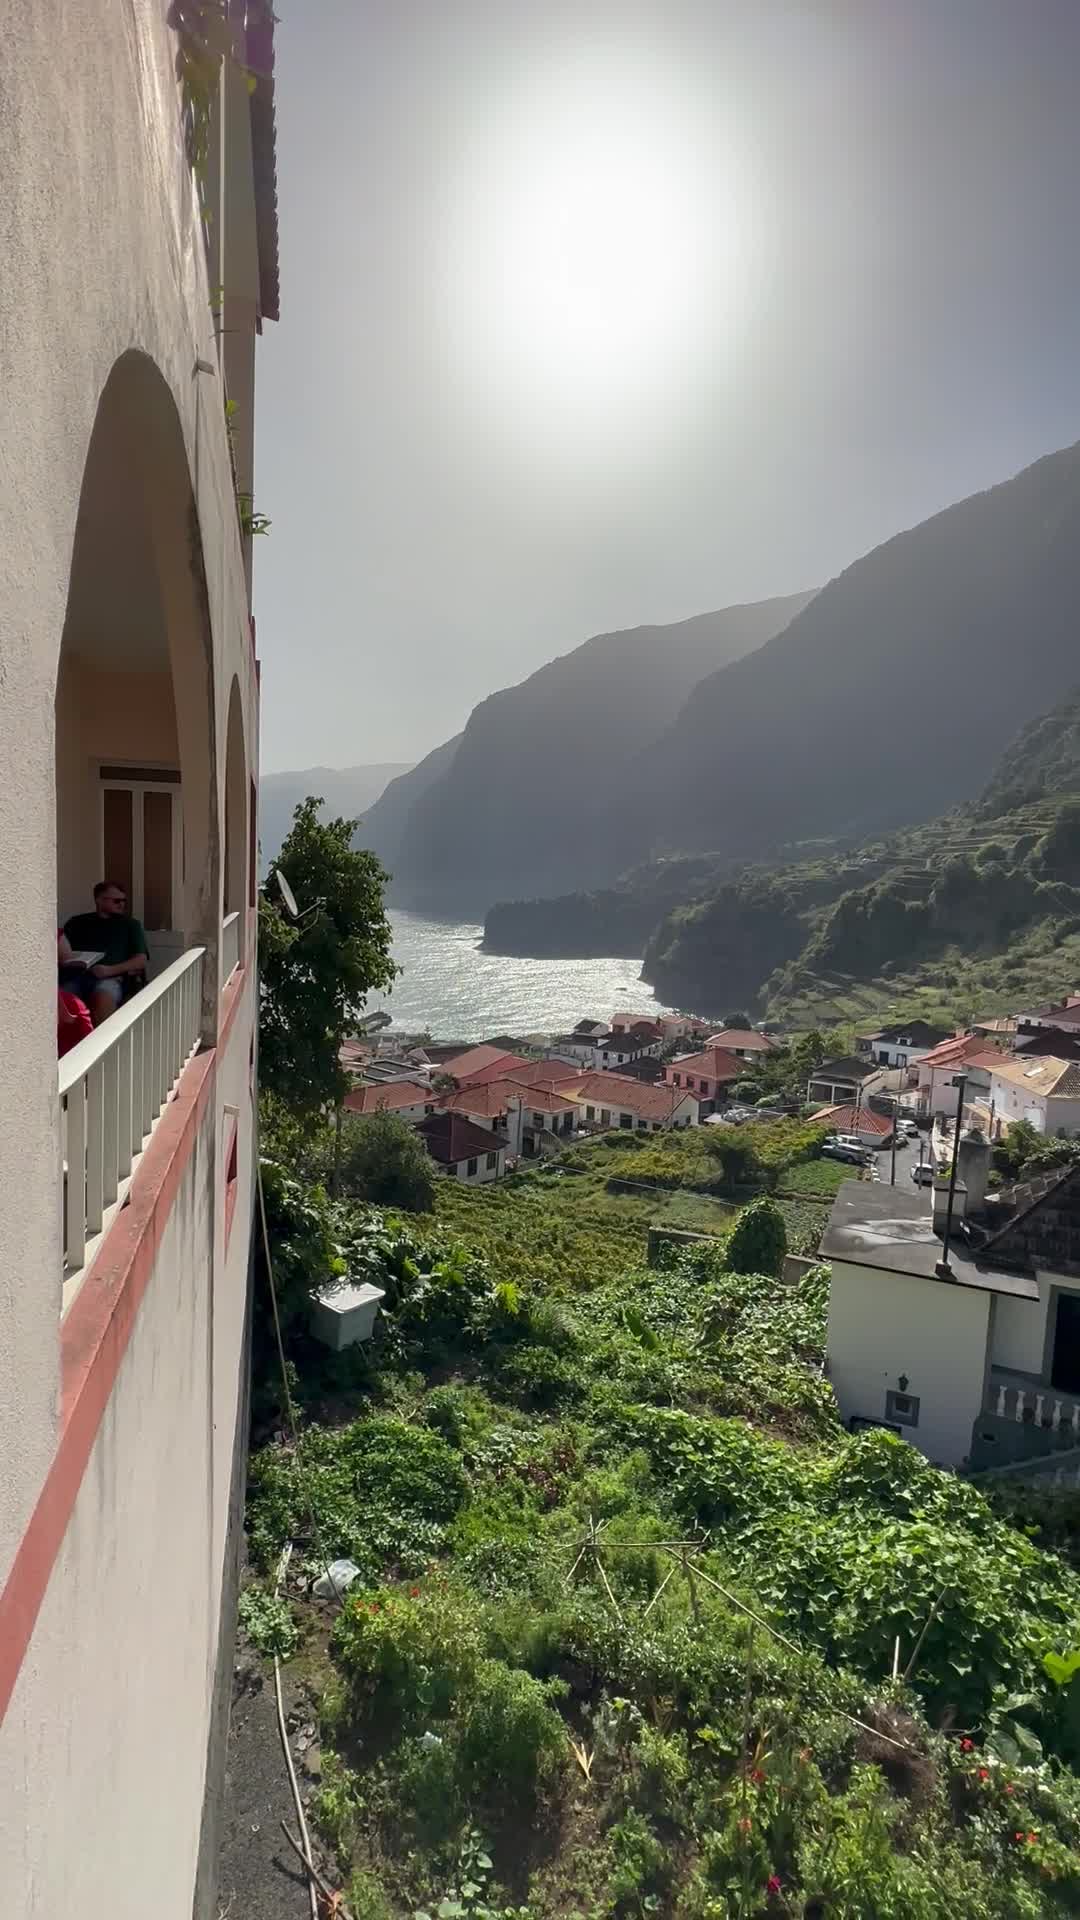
[246,1135,1080,1919]
[643,791,1080,1022]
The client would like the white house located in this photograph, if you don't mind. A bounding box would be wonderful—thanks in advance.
[822,1144,1080,1471]
[343,1080,437,1125]
[0,5,274,1909]
[854,1020,951,1071]
[988,1057,1080,1139]
[416,1111,508,1183]
[567,1071,700,1132]
[597,1029,663,1071]
[914,1034,1003,1120]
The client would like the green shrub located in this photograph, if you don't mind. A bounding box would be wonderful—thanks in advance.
[333,1584,482,1726]
[724,1197,787,1277]
[458,1659,566,1801]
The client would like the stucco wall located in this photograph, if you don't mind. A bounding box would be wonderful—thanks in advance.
[0,1112,217,1916]
[826,1258,991,1466]
[55,658,180,919]
[0,0,260,1909]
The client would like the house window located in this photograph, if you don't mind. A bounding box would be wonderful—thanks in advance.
[585,1105,596,1121]
[486,1151,497,1170]
[672,1074,681,1086]
[885,1389,920,1428]
[637,1119,648,1131]
[619,1112,633,1129]
[685,1076,694,1090]
[465,1157,478,1177]
[600,1109,611,1125]
[532,1112,544,1129]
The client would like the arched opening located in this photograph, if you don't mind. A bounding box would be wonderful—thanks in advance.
[55,352,218,980]
[223,677,247,917]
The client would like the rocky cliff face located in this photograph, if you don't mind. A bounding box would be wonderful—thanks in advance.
[385,592,816,916]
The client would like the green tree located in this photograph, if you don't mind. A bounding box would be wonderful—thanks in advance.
[332,1110,436,1213]
[259,797,398,1119]
[723,1196,787,1277]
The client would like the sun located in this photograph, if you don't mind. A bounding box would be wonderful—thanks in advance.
[438,30,745,477]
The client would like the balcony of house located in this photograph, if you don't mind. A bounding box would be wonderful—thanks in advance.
[970,1366,1080,1472]
[53,353,252,1309]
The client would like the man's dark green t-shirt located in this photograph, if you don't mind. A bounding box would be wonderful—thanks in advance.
[64,912,149,969]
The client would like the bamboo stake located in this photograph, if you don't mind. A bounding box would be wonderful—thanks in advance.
[902,1586,949,1684]
[641,1562,677,1620]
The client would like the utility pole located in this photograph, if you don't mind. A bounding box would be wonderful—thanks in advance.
[890,1090,899,1186]
[936,1073,968,1278]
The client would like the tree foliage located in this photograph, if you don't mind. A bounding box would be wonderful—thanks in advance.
[258,797,398,1118]
[331,1110,436,1214]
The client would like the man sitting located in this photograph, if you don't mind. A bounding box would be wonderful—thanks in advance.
[62,881,149,1027]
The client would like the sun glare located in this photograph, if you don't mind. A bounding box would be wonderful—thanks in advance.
[439,32,744,480]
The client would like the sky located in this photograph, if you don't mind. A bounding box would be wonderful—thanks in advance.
[255,0,1080,774]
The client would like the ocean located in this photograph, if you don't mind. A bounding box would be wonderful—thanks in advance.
[365,908,674,1042]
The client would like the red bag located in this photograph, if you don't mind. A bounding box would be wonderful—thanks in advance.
[58,990,94,1057]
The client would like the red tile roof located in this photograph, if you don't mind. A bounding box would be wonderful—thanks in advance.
[437,1083,512,1120]
[918,1034,1006,1072]
[567,1071,698,1123]
[811,1103,893,1137]
[517,1058,582,1088]
[665,1046,744,1082]
[499,1079,578,1116]
[440,1045,533,1086]
[417,1111,507,1166]
[343,1080,432,1116]
[706,1029,779,1052]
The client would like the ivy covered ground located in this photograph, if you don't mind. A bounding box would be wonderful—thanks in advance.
[245,1153,1080,1920]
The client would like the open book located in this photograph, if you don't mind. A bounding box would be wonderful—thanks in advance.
[67,951,105,969]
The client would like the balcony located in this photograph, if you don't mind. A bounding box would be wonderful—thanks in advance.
[59,949,205,1311]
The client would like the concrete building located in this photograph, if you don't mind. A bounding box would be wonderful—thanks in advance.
[665,1045,744,1114]
[417,1112,508,1183]
[854,1020,951,1070]
[0,5,275,1912]
[915,1034,1010,1121]
[806,1055,881,1108]
[567,1072,700,1132]
[822,1149,1080,1471]
[343,1081,437,1124]
[987,1057,1080,1139]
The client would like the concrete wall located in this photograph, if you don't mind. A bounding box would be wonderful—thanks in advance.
[0,1,261,1909]
[991,1291,1047,1376]
[826,1258,991,1466]
[453,1149,505,1184]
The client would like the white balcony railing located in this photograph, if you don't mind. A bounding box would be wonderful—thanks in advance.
[221,908,241,985]
[990,1380,1080,1438]
[59,947,205,1305]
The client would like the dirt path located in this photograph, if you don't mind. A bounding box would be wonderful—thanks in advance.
[216,1643,327,1920]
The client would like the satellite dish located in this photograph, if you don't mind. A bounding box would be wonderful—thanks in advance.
[274,869,300,920]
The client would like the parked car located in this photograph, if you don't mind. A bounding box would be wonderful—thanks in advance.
[910,1161,936,1186]
[823,1138,875,1166]
[901,1120,920,1138]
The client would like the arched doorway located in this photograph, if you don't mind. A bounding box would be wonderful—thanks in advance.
[54,352,218,988]
[222,676,248,982]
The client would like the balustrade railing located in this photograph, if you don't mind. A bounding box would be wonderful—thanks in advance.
[990,1381,1080,1438]
[221,909,241,984]
[59,948,205,1300]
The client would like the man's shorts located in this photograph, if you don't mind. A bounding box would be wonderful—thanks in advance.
[59,968,123,1008]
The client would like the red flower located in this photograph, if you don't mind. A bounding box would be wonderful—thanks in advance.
[1027,1832,1038,1845]
[751,1767,767,1786]
[1015,1832,1026,1844]
[960,1737,974,1752]
[1004,1782,1014,1794]
[738,1817,752,1834]
[409,1588,420,1599]
[977,1768,989,1782]
[766,1876,782,1896]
